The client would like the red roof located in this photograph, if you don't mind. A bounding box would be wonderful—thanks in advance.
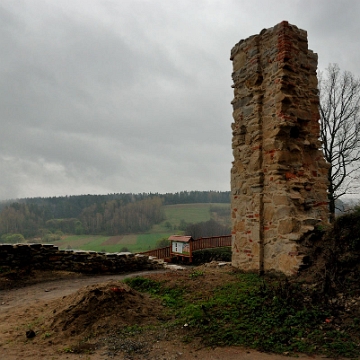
[168,235,193,243]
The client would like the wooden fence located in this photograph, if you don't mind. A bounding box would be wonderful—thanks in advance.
[140,245,171,260]
[140,234,231,262]
[192,235,231,252]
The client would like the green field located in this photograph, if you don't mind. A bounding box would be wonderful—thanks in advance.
[51,233,173,253]
[152,203,230,232]
[49,203,230,253]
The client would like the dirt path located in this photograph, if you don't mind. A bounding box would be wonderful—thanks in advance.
[0,270,166,312]
[0,270,331,360]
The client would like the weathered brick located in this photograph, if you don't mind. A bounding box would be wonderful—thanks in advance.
[231,22,329,275]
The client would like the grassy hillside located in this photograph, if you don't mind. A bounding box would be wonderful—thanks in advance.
[152,203,229,232]
[49,203,230,253]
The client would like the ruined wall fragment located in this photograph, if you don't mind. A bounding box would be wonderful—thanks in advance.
[230,21,329,275]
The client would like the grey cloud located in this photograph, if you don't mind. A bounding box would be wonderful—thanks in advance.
[0,0,359,199]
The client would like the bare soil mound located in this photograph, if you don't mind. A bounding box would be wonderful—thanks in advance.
[47,280,165,339]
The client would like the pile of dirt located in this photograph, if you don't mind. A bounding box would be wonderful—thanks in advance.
[0,265,245,359]
[0,276,170,359]
[45,280,166,339]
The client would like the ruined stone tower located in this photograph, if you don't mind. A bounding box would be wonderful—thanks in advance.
[230,21,329,275]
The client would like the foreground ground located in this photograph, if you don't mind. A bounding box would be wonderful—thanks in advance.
[0,264,345,360]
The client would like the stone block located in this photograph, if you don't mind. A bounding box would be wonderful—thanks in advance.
[274,205,293,220]
[272,194,289,206]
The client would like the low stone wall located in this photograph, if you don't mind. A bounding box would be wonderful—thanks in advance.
[0,243,163,274]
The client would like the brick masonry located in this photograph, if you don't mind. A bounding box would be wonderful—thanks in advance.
[230,21,329,275]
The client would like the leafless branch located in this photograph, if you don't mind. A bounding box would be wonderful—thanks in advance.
[318,64,360,221]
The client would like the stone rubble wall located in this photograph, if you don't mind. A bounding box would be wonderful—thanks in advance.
[230,21,329,275]
[0,243,163,273]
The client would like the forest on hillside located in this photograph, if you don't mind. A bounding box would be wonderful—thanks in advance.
[0,191,230,240]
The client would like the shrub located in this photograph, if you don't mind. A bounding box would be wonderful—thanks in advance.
[192,247,231,264]
[155,237,170,248]
[0,233,25,243]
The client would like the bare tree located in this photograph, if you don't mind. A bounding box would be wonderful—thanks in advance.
[319,64,360,222]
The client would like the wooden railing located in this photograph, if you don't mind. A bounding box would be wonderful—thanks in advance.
[140,245,171,259]
[140,235,231,261]
[192,235,231,252]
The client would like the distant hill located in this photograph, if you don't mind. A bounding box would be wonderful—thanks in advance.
[0,191,230,214]
[0,191,230,240]
[46,202,231,253]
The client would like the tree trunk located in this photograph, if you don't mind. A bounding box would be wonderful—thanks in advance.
[328,192,336,223]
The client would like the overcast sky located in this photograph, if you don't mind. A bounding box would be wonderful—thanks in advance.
[1,0,360,200]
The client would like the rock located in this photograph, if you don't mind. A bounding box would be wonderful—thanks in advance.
[165,264,186,271]
[26,329,36,339]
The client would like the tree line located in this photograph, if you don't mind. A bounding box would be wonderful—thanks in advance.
[0,196,164,238]
[184,219,230,239]
[0,190,229,214]
[0,191,230,239]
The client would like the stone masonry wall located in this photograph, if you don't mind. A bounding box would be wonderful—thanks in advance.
[0,243,162,273]
[230,21,329,275]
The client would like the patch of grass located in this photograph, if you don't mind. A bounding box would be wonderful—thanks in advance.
[123,277,184,307]
[124,273,360,358]
[42,332,52,339]
[117,324,145,336]
[189,270,204,279]
[187,275,359,357]
[25,317,43,330]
